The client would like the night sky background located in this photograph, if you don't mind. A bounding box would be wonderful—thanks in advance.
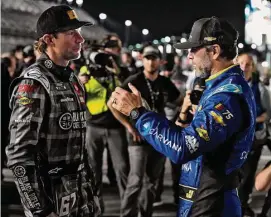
[82,0,246,45]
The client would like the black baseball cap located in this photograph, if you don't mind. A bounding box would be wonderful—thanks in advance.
[36,5,93,39]
[142,46,161,58]
[174,16,238,50]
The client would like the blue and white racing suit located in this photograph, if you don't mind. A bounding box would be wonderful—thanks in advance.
[133,65,256,217]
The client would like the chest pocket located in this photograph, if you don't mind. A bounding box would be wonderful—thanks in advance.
[84,77,108,115]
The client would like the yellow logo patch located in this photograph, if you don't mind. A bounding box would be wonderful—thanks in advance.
[209,111,226,126]
[204,37,217,41]
[67,10,78,20]
[196,127,210,141]
[18,97,34,106]
[186,190,194,199]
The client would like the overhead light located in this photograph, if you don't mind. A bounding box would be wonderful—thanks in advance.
[99,13,107,20]
[164,36,171,43]
[76,0,83,6]
[166,44,172,53]
[67,0,73,3]
[180,38,187,43]
[142,29,149,35]
[262,61,269,67]
[158,45,163,53]
[238,43,244,49]
[251,44,257,49]
[153,40,159,44]
[125,20,132,26]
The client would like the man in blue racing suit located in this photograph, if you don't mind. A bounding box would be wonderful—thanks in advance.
[109,17,256,217]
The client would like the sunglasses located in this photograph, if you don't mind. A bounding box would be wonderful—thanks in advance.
[189,46,204,53]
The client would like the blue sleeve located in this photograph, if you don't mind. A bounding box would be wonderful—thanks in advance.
[135,93,243,164]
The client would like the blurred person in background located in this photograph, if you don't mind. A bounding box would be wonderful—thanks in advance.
[108,45,181,217]
[121,49,138,76]
[1,54,17,178]
[254,161,271,217]
[78,33,129,214]
[237,53,271,217]
[22,44,36,71]
[110,16,256,217]
[171,55,188,96]
[12,45,25,77]
[6,5,100,217]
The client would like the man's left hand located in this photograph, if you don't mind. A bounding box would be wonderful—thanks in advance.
[110,83,142,116]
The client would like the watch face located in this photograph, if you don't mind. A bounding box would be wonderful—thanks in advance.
[130,109,139,119]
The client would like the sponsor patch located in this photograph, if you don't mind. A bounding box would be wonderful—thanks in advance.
[214,103,224,111]
[73,83,80,94]
[48,167,63,175]
[17,96,34,106]
[24,69,50,92]
[59,111,86,130]
[212,84,243,95]
[54,83,67,91]
[240,151,248,160]
[185,135,199,154]
[149,128,182,152]
[182,162,192,172]
[44,60,53,69]
[18,84,37,94]
[209,111,226,126]
[15,112,34,123]
[67,10,78,20]
[196,126,210,141]
[60,97,74,103]
[214,103,234,120]
[13,167,41,209]
[14,166,26,178]
[79,96,85,103]
[59,113,73,130]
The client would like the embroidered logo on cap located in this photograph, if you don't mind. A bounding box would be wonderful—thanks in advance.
[67,10,78,20]
[204,37,217,42]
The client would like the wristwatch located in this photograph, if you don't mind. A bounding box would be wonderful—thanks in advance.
[129,107,146,123]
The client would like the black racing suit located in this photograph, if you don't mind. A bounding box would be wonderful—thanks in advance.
[6,54,100,217]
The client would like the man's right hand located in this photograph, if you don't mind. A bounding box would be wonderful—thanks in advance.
[181,90,192,114]
[127,124,142,143]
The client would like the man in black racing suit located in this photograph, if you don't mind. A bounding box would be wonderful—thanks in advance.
[6,5,100,217]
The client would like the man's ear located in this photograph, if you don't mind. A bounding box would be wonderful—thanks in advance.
[212,44,221,60]
[42,34,55,47]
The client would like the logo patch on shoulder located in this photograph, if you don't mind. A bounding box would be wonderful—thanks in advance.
[209,111,226,126]
[17,96,34,106]
[196,126,210,141]
[44,60,53,69]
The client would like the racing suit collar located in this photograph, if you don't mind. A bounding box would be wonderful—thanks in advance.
[205,64,240,89]
[38,53,72,81]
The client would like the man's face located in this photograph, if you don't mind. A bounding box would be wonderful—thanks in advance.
[53,28,84,61]
[237,54,254,81]
[187,46,212,77]
[143,55,160,74]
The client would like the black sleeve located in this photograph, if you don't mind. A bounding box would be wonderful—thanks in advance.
[165,78,180,103]
[121,73,139,92]
[7,79,53,216]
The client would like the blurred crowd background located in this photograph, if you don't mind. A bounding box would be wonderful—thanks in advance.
[1,0,271,217]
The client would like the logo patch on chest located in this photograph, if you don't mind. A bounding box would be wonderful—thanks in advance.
[58,111,86,130]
